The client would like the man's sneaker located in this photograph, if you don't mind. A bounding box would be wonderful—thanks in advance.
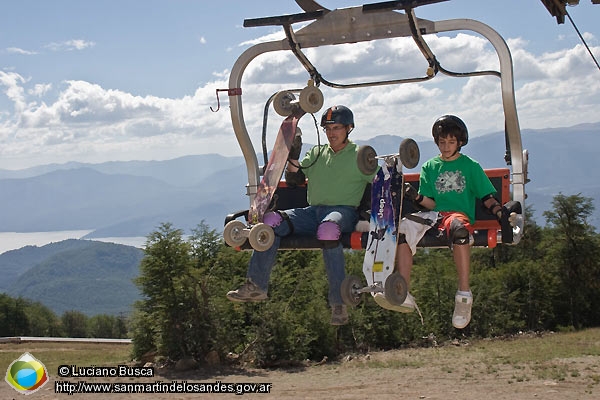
[330,304,349,325]
[373,292,415,313]
[452,291,473,329]
[226,280,268,303]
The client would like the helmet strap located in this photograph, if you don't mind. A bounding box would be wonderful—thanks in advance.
[345,126,353,141]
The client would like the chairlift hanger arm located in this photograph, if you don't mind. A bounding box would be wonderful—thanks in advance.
[248,4,444,89]
[406,7,437,70]
[244,10,327,28]
[295,0,329,13]
[361,0,449,12]
[406,6,502,79]
[229,4,525,214]
[246,1,499,89]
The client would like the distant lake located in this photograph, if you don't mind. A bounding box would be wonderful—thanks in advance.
[0,231,146,255]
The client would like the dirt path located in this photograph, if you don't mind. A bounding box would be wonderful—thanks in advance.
[4,334,599,399]
[13,354,598,400]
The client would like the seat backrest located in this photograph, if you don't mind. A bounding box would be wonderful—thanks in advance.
[259,168,510,250]
[402,168,510,231]
[275,169,509,223]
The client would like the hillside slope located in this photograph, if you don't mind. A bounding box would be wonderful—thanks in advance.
[4,240,144,316]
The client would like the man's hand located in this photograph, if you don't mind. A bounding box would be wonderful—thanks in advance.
[284,169,305,188]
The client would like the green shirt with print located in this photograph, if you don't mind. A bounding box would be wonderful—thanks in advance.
[419,154,496,223]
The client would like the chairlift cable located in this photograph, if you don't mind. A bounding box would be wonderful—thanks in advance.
[566,9,600,72]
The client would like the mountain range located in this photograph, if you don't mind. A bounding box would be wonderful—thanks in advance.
[0,122,598,317]
[1,121,599,239]
[0,239,144,316]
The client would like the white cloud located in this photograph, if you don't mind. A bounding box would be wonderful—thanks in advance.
[6,47,37,55]
[0,71,28,115]
[1,32,599,169]
[582,32,596,42]
[45,39,95,52]
[28,83,52,97]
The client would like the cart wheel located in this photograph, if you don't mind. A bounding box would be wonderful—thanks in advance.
[298,85,324,113]
[273,91,296,116]
[384,272,408,306]
[357,145,378,175]
[223,220,248,247]
[248,223,275,251]
[341,275,363,307]
[399,138,420,169]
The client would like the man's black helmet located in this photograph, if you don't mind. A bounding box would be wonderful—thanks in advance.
[432,115,468,147]
[320,105,355,128]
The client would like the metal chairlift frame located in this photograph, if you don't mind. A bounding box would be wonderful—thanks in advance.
[225,0,528,245]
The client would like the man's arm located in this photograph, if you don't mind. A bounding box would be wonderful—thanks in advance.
[285,134,305,186]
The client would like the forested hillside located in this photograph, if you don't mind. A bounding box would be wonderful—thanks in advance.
[1,240,143,315]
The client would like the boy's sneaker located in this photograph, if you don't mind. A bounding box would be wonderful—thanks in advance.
[330,304,349,325]
[452,291,473,329]
[226,280,268,303]
[374,292,416,313]
[373,292,424,324]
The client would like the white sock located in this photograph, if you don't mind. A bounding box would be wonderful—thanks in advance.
[457,290,472,298]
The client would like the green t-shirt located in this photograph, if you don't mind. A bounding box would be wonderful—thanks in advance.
[419,154,496,223]
[300,141,375,207]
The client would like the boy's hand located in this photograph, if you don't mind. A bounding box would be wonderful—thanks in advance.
[496,207,518,227]
[403,183,422,202]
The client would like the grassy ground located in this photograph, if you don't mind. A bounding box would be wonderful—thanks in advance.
[1,328,599,399]
[0,341,132,374]
[347,329,600,387]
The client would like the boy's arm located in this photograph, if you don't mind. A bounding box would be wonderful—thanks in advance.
[482,195,503,219]
[404,182,436,210]
[482,194,518,224]
[416,195,436,210]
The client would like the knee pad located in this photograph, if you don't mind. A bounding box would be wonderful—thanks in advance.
[317,221,341,248]
[449,218,470,245]
[264,211,294,236]
[263,211,283,228]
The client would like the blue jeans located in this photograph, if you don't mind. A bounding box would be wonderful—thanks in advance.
[247,205,359,306]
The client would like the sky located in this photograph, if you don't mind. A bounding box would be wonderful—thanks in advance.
[0,0,599,170]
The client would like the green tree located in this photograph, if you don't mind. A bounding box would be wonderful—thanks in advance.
[62,310,88,337]
[88,314,128,338]
[132,221,240,362]
[179,222,239,360]
[473,206,543,268]
[542,193,600,328]
[115,314,129,338]
[239,249,337,365]
[25,301,62,337]
[133,223,193,359]
[0,295,30,336]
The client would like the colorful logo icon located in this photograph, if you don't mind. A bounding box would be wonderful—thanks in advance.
[5,352,49,395]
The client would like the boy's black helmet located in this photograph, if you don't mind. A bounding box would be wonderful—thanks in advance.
[432,115,468,147]
[320,105,355,128]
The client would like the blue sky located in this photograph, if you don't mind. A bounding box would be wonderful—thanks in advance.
[1,0,598,169]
